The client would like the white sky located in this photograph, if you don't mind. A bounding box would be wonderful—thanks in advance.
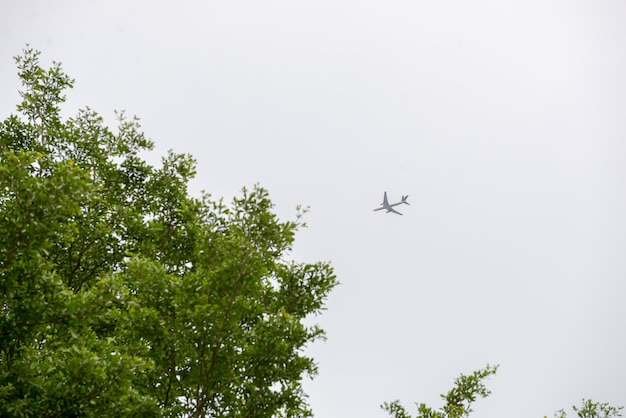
[2,1,626,417]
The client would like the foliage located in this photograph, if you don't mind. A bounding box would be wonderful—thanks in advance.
[381,364,499,418]
[382,364,623,418]
[0,47,337,417]
[552,399,623,418]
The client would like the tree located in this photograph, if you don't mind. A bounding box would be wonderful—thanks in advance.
[552,399,623,418]
[382,365,623,418]
[381,364,499,418]
[0,47,337,417]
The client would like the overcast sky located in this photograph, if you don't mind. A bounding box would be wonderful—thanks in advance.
[2,1,626,417]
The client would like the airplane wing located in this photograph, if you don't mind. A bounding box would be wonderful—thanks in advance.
[382,191,389,206]
[387,207,403,215]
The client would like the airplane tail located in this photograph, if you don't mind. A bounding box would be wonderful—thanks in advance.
[401,195,409,205]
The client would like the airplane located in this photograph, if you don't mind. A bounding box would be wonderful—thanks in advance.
[373,192,409,215]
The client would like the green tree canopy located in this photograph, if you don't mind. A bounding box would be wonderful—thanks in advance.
[381,364,499,418]
[553,399,623,418]
[382,365,622,418]
[0,47,337,417]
